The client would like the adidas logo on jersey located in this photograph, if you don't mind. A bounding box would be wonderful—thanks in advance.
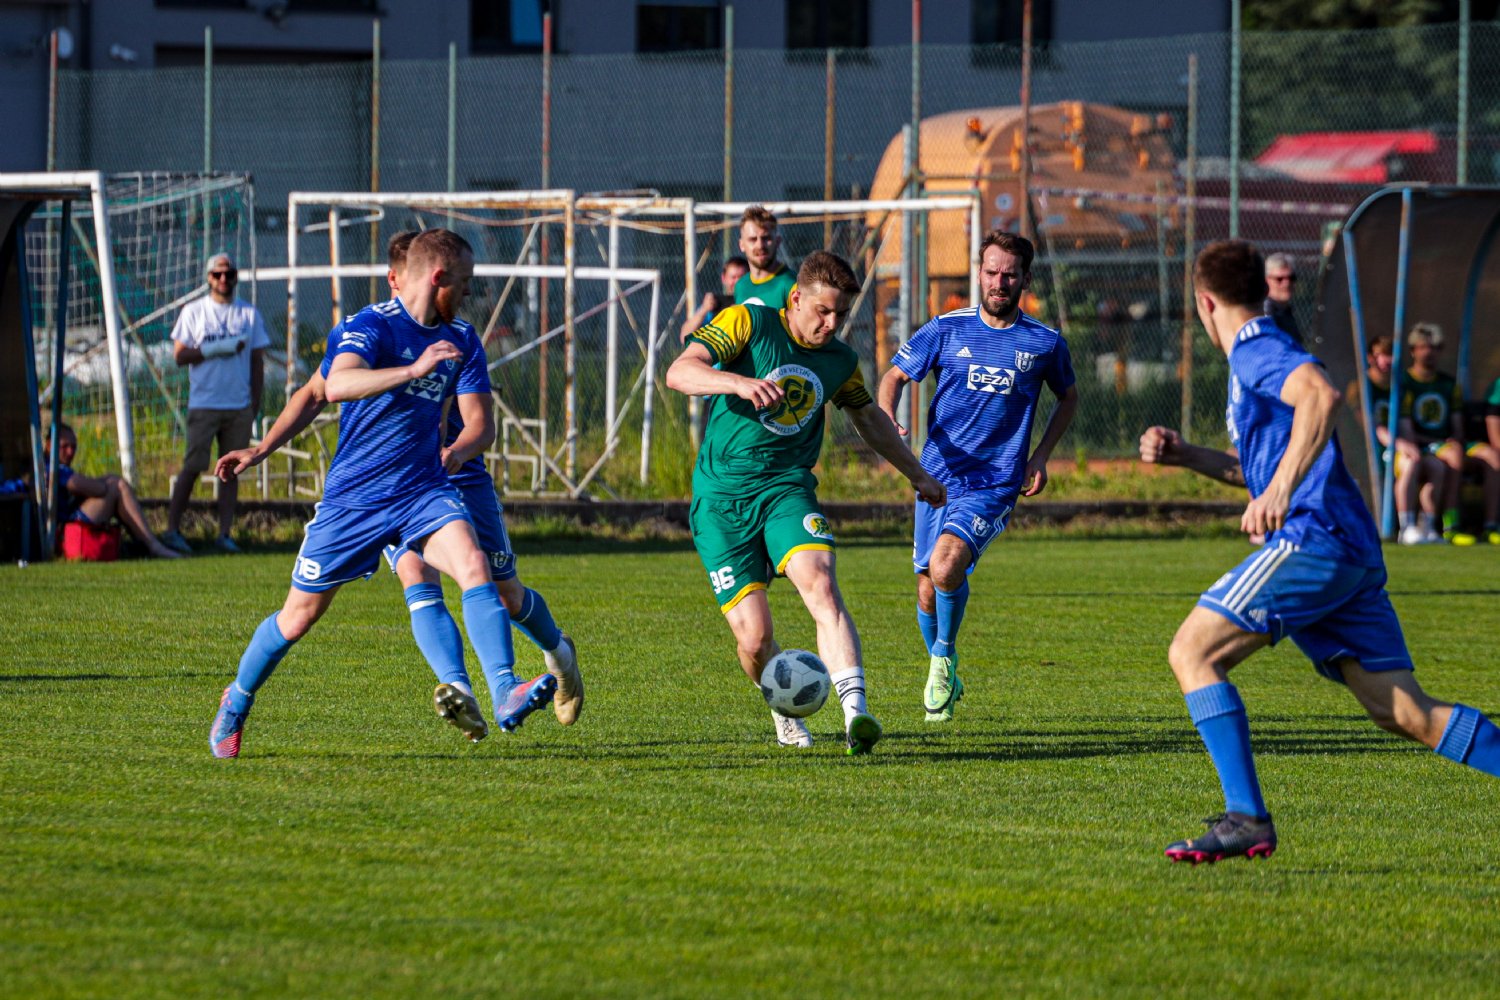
[402,347,415,360]
[956,346,973,358]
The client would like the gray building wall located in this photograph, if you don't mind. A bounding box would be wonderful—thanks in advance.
[2,0,1230,172]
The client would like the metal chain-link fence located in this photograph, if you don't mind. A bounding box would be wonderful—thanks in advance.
[46,24,1500,496]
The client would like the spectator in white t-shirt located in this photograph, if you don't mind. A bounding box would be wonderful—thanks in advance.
[160,253,270,554]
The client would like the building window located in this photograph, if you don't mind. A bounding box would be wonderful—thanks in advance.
[787,0,868,49]
[637,4,723,53]
[472,0,546,54]
[972,0,1052,46]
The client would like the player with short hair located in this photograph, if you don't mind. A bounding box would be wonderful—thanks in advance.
[734,206,796,309]
[1400,322,1500,544]
[1139,239,1500,863]
[667,250,946,753]
[216,232,582,738]
[877,231,1078,722]
[209,229,557,758]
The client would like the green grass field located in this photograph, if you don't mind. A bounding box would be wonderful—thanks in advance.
[3,539,1499,998]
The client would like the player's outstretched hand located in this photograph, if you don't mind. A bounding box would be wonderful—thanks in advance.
[913,471,946,509]
[735,377,785,410]
[409,340,464,379]
[1021,455,1049,497]
[216,447,259,482]
[1139,425,1183,465]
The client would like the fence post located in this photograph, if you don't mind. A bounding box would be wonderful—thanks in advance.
[538,9,553,443]
[1229,0,1241,238]
[47,31,58,171]
[368,19,381,303]
[447,42,457,194]
[722,4,734,258]
[1459,0,1471,184]
[824,48,836,247]
[1181,53,1198,437]
[1019,0,1033,239]
[203,26,213,173]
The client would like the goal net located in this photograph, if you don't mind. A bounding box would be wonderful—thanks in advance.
[22,172,254,493]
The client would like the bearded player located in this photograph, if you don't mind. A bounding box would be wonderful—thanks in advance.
[878,230,1078,722]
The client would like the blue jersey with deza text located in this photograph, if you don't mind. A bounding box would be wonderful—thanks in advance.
[893,307,1075,497]
[1227,316,1382,567]
[320,299,490,508]
[319,316,494,492]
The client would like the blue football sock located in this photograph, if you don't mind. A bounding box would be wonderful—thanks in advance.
[230,613,296,712]
[461,584,516,705]
[1436,704,1500,777]
[931,581,969,659]
[511,587,562,652]
[916,605,937,656]
[404,583,469,688]
[1185,682,1268,819]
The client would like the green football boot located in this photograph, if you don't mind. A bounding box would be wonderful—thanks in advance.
[846,712,883,756]
[924,653,964,722]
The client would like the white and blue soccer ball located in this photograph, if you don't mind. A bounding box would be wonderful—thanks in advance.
[759,649,830,718]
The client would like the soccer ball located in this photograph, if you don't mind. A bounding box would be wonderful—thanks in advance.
[759,649,830,718]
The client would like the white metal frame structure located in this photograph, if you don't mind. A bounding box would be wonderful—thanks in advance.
[0,171,132,482]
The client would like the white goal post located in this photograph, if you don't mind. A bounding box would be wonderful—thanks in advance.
[0,171,132,482]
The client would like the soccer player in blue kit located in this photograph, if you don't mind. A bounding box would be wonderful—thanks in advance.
[1141,240,1500,862]
[877,231,1078,722]
[214,233,582,746]
[209,229,558,758]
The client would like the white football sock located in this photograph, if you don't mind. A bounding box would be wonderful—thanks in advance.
[829,666,868,725]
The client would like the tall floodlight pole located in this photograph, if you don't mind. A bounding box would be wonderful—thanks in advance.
[369,19,381,303]
[203,27,213,173]
[538,6,553,436]
[909,0,923,443]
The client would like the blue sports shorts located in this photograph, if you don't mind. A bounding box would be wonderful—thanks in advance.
[913,487,1016,573]
[1197,539,1414,682]
[292,485,472,593]
[383,478,516,581]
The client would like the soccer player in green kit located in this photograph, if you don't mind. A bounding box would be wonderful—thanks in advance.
[667,251,946,753]
[733,205,797,309]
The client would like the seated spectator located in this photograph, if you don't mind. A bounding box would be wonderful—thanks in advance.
[46,424,182,559]
[1400,323,1500,545]
[1354,334,1447,544]
[1263,252,1302,343]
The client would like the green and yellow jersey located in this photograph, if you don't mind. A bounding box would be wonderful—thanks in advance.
[1401,369,1462,443]
[734,266,797,310]
[688,303,871,496]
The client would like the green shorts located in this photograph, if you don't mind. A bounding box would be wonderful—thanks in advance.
[690,483,835,612]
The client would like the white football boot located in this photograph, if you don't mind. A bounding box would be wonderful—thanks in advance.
[773,711,813,748]
[544,633,584,725]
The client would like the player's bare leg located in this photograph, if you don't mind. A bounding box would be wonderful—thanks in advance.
[211,586,340,758]
[76,476,182,560]
[920,533,972,721]
[421,521,554,732]
[724,591,805,746]
[785,549,880,754]
[1163,607,1278,863]
[1341,661,1453,748]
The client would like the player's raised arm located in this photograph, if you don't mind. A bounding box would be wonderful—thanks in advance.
[1242,361,1342,536]
[845,402,946,508]
[324,339,462,402]
[217,372,329,481]
[1139,426,1247,487]
[665,340,785,409]
[876,365,914,437]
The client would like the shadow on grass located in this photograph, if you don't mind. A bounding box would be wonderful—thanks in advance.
[0,671,223,683]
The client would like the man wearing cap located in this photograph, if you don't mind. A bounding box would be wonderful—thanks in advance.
[161,253,270,554]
